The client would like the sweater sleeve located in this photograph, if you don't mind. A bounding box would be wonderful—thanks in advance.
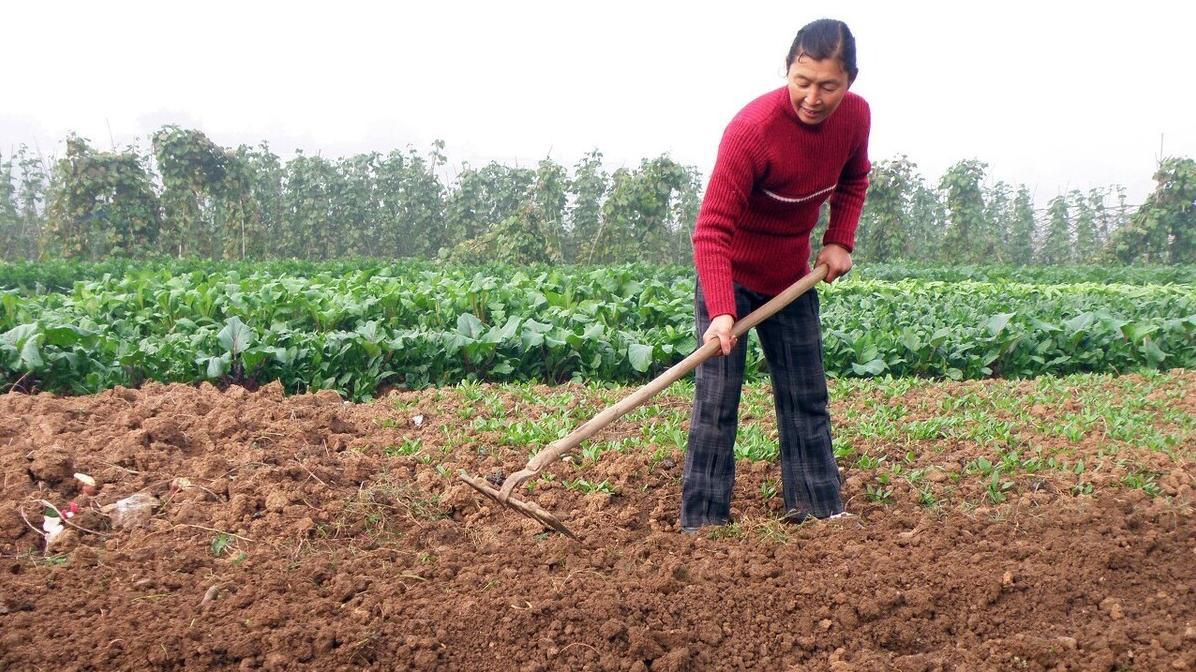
[823,101,872,253]
[692,119,765,320]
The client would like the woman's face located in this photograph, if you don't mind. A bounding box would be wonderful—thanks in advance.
[786,54,852,125]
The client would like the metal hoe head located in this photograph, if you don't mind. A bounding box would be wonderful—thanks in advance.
[458,472,579,540]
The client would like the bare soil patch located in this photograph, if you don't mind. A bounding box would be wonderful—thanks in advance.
[2,374,1194,671]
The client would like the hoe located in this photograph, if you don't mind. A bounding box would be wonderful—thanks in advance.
[459,264,829,539]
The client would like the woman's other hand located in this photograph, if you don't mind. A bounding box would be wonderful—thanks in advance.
[703,314,737,355]
[816,244,853,283]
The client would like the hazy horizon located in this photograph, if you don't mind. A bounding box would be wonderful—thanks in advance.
[4,1,1193,210]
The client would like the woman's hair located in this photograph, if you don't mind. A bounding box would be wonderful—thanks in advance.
[786,19,857,82]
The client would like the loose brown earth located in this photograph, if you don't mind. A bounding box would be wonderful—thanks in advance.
[2,374,1194,672]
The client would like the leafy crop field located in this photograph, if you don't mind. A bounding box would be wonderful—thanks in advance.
[3,261,1193,398]
[2,261,1194,671]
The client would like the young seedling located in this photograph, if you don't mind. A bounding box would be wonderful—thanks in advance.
[759,479,779,501]
[384,438,422,457]
[965,457,997,477]
[564,478,616,495]
[865,473,894,504]
[1121,470,1163,497]
[649,445,675,467]
[985,472,1015,504]
[734,425,779,462]
[211,533,233,557]
[856,454,887,470]
[917,486,938,508]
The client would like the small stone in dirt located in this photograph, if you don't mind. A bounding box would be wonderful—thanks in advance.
[1002,570,1015,587]
[199,584,220,608]
[27,446,74,485]
[628,628,665,661]
[486,472,506,488]
[697,623,723,645]
[1056,636,1078,650]
[654,647,691,671]
[599,619,626,641]
[265,491,289,513]
[413,650,438,668]
[828,647,851,671]
[314,389,342,404]
[1099,597,1124,620]
[1027,476,1056,493]
[71,544,99,567]
[263,652,290,670]
[142,415,188,447]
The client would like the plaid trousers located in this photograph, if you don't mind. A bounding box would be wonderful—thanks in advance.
[680,280,844,527]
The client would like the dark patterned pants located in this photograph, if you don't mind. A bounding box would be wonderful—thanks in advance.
[680,280,844,527]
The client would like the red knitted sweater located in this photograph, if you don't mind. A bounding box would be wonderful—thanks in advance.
[692,87,871,319]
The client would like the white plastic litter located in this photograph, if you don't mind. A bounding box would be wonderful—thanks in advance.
[101,493,160,529]
[41,512,65,545]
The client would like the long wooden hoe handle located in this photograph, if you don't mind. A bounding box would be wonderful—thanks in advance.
[494,264,829,502]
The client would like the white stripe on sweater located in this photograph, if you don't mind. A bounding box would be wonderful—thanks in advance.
[762,184,837,203]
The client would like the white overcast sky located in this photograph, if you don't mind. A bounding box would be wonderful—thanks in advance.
[3,0,1193,208]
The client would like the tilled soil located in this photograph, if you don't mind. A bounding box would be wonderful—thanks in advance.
[2,374,1194,672]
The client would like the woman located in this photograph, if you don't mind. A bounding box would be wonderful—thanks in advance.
[682,18,870,531]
